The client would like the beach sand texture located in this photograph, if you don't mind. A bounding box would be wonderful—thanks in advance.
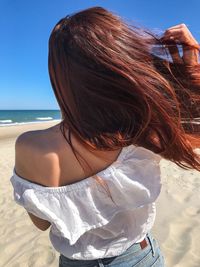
[1,122,200,267]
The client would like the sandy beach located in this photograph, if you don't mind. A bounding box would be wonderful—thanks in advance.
[1,121,200,267]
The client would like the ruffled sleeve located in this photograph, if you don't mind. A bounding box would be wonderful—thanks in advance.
[103,146,162,209]
[10,171,122,245]
[10,145,162,246]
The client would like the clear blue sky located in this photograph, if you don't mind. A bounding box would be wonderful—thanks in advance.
[1,0,200,110]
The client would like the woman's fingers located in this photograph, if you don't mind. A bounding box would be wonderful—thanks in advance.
[182,45,199,65]
[164,23,188,30]
[161,29,183,63]
[160,24,199,65]
[162,30,187,45]
[163,29,182,37]
[167,43,183,64]
[161,24,199,46]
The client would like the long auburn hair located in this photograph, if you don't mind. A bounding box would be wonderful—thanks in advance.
[48,6,200,190]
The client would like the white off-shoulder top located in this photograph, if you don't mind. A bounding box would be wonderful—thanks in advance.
[10,144,162,260]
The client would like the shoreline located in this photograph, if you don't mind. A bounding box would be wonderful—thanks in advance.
[0,119,61,127]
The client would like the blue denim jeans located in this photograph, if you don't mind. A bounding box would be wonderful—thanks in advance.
[59,232,165,267]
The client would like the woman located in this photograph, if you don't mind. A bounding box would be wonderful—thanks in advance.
[10,6,200,267]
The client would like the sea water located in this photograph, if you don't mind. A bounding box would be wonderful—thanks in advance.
[0,110,61,127]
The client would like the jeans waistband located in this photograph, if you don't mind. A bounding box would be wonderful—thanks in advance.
[59,232,157,267]
[96,232,156,266]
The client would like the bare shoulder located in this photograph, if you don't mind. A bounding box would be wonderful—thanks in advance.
[15,127,54,153]
[15,123,61,148]
[16,129,44,149]
[15,124,62,186]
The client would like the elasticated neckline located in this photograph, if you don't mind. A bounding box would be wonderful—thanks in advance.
[12,144,135,193]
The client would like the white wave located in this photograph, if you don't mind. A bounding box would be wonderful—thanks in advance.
[181,120,200,125]
[0,119,13,123]
[36,117,53,120]
[0,119,61,127]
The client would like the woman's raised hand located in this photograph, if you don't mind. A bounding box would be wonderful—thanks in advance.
[160,23,200,65]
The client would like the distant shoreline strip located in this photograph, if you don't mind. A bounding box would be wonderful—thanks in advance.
[0,119,61,127]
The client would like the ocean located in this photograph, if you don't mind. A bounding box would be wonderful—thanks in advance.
[0,110,62,127]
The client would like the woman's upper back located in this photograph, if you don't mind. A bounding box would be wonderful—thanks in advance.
[15,123,123,187]
[11,124,162,259]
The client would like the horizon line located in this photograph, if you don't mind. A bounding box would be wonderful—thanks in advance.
[0,109,61,111]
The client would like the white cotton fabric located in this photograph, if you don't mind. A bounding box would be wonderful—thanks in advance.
[10,144,162,260]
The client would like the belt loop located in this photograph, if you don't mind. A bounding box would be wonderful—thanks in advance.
[97,259,104,267]
[146,232,156,257]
